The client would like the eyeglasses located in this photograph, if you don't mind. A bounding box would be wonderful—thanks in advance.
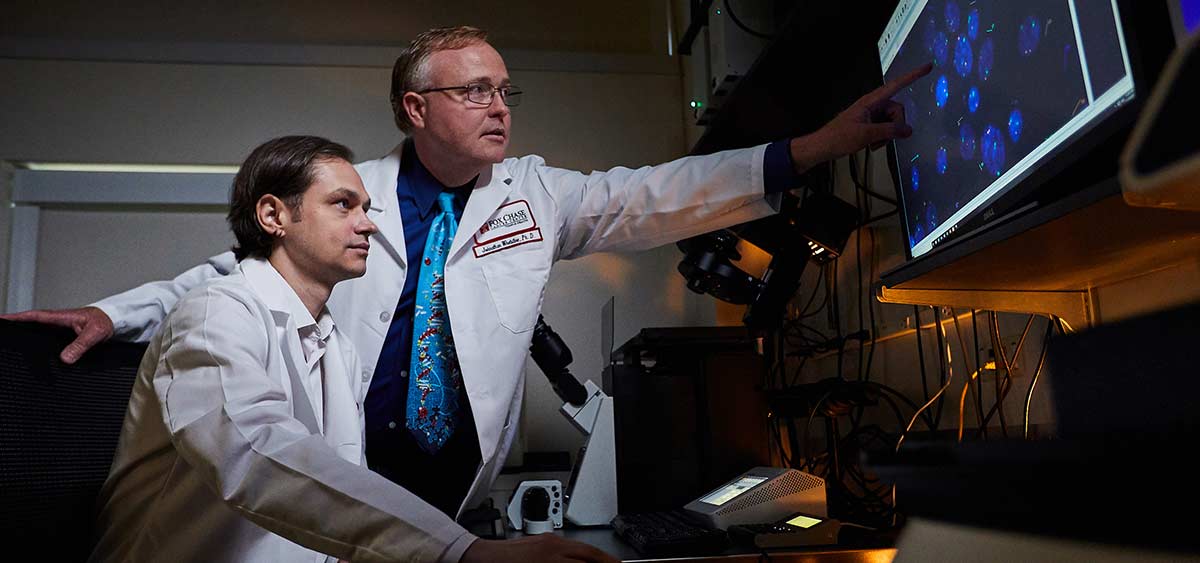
[417,82,523,107]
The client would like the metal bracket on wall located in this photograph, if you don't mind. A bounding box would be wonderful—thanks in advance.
[877,286,1098,332]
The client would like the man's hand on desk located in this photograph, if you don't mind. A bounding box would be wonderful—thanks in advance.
[463,535,620,563]
[0,306,114,364]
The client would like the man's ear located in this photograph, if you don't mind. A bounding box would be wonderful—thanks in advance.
[402,91,427,129]
[255,194,291,238]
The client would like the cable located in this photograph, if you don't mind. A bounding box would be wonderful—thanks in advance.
[850,150,898,206]
[913,305,935,430]
[1023,316,1058,439]
[863,227,879,382]
[972,310,987,439]
[956,367,980,442]
[721,0,773,39]
[855,172,866,382]
[933,307,947,428]
[950,309,983,430]
[895,367,955,452]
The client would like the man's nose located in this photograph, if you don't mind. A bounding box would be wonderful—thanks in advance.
[358,215,379,235]
[487,93,510,117]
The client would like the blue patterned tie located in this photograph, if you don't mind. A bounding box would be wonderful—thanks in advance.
[407,192,462,454]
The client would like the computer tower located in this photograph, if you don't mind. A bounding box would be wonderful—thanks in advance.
[603,327,770,514]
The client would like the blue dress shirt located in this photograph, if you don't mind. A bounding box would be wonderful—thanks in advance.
[364,141,481,517]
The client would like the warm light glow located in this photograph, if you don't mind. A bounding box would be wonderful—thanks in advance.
[19,162,238,174]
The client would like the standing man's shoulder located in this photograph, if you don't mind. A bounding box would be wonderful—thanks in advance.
[167,270,265,331]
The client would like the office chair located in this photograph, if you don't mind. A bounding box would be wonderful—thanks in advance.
[0,319,147,561]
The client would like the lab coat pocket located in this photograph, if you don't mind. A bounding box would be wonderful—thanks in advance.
[479,260,549,333]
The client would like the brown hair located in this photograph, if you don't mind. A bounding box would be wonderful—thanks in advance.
[390,26,490,132]
[227,136,354,261]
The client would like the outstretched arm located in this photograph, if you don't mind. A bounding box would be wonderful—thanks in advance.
[0,251,237,363]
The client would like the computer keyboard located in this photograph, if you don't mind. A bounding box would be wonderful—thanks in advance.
[610,509,729,557]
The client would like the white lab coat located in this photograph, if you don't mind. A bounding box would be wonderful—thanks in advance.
[94,142,779,553]
[90,258,472,562]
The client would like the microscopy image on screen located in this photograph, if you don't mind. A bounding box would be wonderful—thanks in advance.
[888,0,1088,251]
[879,0,1134,258]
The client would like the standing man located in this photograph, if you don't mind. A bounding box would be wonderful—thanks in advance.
[5,26,927,561]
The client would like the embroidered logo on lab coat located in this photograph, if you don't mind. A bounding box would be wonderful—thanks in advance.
[473,200,543,258]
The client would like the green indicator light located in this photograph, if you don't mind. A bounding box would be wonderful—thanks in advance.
[716,9,721,15]
[690,100,698,108]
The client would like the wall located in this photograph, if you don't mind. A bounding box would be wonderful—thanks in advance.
[1,6,715,465]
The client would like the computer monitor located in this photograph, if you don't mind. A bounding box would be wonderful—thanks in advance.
[1168,0,1200,39]
[878,0,1170,260]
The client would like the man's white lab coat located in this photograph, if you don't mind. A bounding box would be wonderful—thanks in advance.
[93,143,780,556]
[90,258,472,562]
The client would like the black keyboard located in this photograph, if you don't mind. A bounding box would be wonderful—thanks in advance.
[611,509,729,557]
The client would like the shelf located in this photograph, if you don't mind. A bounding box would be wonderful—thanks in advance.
[877,178,1200,329]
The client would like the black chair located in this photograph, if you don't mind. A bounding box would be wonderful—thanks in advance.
[0,319,147,561]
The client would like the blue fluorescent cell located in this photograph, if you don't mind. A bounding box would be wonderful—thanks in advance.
[954,35,973,77]
[933,32,949,66]
[914,221,926,242]
[910,165,920,192]
[936,147,948,175]
[935,75,949,108]
[1018,16,1041,56]
[945,1,961,33]
[978,38,995,81]
[925,204,939,233]
[982,124,1006,176]
[967,86,980,113]
[1008,108,1024,142]
[1063,43,1075,71]
[923,16,939,54]
[966,9,980,40]
[959,122,976,159]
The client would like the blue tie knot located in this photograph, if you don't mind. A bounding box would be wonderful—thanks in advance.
[437,192,456,218]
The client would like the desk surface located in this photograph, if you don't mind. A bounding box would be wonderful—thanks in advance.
[507,527,897,563]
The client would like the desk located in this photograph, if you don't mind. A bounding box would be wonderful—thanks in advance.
[507,527,897,563]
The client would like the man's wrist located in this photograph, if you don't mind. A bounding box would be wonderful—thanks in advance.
[788,133,831,176]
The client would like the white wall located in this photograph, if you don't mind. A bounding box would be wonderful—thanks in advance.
[1,48,716,464]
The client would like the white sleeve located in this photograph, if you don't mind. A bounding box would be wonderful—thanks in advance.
[537,144,780,260]
[154,287,476,563]
[91,251,238,342]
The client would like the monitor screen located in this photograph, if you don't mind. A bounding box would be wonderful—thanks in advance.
[879,0,1136,258]
[1168,0,1200,38]
[698,476,767,506]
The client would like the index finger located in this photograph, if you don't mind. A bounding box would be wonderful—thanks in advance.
[864,62,933,106]
[0,309,70,326]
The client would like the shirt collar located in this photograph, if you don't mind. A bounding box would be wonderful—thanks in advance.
[399,139,475,218]
[239,257,334,338]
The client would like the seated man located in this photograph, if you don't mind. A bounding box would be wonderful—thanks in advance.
[88,136,535,562]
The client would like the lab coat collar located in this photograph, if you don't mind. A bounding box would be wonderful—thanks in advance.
[238,257,327,434]
[372,141,514,261]
[360,144,407,269]
[450,161,513,258]
[239,257,332,336]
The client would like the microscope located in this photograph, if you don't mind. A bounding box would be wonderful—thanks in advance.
[507,315,617,532]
